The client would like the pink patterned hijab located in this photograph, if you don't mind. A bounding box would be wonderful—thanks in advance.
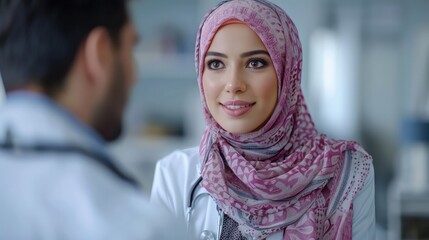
[195,0,372,239]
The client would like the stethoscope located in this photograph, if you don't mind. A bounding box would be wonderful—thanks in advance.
[0,138,139,187]
[187,176,205,223]
[187,176,203,208]
[187,176,225,240]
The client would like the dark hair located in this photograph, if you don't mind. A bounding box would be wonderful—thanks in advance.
[0,0,129,94]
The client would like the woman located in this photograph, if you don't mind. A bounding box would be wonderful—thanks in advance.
[151,0,375,239]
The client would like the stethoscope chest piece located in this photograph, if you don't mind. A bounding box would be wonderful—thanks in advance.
[200,230,216,240]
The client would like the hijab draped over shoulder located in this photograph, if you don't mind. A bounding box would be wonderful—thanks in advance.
[195,0,372,239]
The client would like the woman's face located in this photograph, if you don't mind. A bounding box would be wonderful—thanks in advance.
[202,23,278,134]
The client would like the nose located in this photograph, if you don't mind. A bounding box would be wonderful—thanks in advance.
[225,68,246,94]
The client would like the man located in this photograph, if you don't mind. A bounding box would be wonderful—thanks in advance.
[0,74,4,105]
[0,0,186,239]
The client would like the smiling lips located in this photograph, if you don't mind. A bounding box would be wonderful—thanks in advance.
[221,100,255,117]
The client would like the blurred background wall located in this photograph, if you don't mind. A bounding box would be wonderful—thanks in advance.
[1,0,428,239]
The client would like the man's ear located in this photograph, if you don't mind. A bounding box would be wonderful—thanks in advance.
[82,27,115,85]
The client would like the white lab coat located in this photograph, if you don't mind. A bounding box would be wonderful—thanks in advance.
[0,92,188,240]
[151,147,376,240]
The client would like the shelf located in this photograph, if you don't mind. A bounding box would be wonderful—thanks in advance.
[400,192,429,216]
[134,51,196,80]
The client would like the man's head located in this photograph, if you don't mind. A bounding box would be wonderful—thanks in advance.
[0,0,139,141]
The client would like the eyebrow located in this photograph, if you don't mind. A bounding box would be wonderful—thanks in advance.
[206,51,227,58]
[205,50,270,59]
[240,50,270,58]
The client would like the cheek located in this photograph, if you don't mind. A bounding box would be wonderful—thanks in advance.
[202,73,221,105]
[122,49,136,87]
[258,74,278,106]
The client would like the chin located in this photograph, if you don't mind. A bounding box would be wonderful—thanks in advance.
[96,121,123,143]
[105,125,123,142]
[220,120,266,134]
[222,125,253,135]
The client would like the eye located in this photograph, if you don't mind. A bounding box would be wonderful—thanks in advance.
[246,58,268,69]
[206,59,225,70]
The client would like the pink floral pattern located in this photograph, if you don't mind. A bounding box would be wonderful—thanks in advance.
[195,0,372,239]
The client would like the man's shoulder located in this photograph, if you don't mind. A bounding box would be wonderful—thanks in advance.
[0,152,143,201]
[0,153,187,239]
